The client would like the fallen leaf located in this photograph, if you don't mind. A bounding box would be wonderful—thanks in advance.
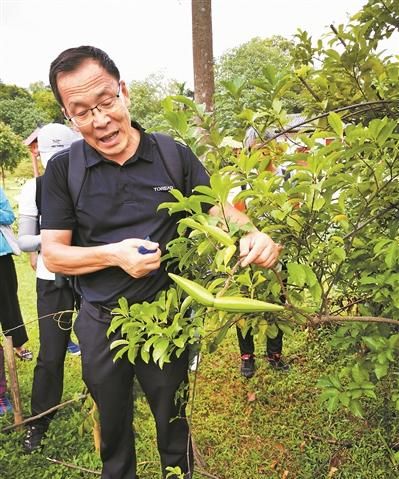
[247,391,256,402]
[281,470,289,479]
[328,467,338,477]
[270,460,279,470]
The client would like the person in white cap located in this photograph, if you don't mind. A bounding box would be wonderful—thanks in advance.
[17,123,82,452]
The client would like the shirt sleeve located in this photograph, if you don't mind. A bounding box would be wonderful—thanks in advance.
[0,187,15,225]
[40,153,76,231]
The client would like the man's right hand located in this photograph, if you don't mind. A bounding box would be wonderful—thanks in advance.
[111,238,161,278]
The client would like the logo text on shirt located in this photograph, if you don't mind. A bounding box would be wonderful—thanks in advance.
[153,185,174,192]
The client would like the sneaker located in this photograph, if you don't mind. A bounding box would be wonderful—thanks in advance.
[15,348,33,361]
[266,353,290,371]
[67,340,81,356]
[0,396,13,414]
[240,353,255,379]
[23,420,49,453]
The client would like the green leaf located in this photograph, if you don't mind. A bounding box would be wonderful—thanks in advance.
[287,263,307,287]
[328,112,343,137]
[375,363,389,380]
[385,242,399,268]
[153,338,170,363]
[348,399,364,418]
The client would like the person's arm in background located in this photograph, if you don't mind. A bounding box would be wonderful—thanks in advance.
[18,214,40,271]
[17,179,41,273]
[209,202,282,269]
[18,215,40,252]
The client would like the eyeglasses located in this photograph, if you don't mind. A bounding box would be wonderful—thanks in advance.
[65,83,123,127]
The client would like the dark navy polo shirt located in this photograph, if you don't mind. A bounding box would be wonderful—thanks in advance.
[41,123,210,307]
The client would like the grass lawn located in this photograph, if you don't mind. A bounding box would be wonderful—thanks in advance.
[1,178,399,478]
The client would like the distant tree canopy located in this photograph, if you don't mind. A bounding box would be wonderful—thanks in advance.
[0,82,31,101]
[214,36,303,131]
[0,97,49,139]
[29,82,64,123]
[128,74,190,130]
[0,121,28,181]
[0,81,65,139]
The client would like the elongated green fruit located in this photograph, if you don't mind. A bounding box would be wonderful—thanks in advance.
[168,273,215,307]
[200,224,235,246]
[181,218,234,246]
[213,296,284,313]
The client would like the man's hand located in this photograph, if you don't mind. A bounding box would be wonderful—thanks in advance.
[239,231,282,269]
[111,238,161,278]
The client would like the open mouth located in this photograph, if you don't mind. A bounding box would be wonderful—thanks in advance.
[100,131,119,144]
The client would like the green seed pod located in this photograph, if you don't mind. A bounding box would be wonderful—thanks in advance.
[168,273,215,307]
[180,218,235,246]
[213,296,284,313]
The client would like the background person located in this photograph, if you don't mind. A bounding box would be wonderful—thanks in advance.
[0,187,32,362]
[233,128,289,378]
[18,123,81,453]
[40,45,281,479]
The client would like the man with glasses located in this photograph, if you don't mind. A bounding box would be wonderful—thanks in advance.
[39,45,282,479]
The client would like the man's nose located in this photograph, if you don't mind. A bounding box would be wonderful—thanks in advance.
[92,106,110,127]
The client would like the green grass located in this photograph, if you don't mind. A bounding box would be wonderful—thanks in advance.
[1,179,399,478]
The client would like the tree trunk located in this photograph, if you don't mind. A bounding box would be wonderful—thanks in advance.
[192,0,215,111]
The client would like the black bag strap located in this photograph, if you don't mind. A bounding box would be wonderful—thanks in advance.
[152,132,185,194]
[68,139,87,208]
[35,176,43,216]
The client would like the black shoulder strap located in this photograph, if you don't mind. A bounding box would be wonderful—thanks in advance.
[35,176,43,216]
[68,139,86,208]
[152,133,185,194]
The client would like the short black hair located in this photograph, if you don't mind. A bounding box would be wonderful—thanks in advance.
[49,45,120,107]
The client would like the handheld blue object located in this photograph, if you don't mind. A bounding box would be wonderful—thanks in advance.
[138,245,157,255]
[138,236,157,255]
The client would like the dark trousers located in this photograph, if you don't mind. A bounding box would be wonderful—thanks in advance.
[236,320,283,356]
[0,254,28,348]
[74,300,193,479]
[31,278,74,418]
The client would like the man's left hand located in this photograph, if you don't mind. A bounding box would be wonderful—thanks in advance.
[239,231,282,269]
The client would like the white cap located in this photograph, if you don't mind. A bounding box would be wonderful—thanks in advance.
[38,123,80,168]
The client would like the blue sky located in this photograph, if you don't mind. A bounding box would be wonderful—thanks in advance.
[0,0,392,89]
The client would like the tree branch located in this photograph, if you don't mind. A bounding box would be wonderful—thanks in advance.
[314,315,399,327]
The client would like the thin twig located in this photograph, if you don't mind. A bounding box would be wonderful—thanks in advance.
[303,432,352,447]
[195,467,224,479]
[46,457,101,475]
[217,259,242,296]
[1,394,88,432]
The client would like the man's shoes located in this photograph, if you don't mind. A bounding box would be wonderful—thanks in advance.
[67,340,81,356]
[266,353,290,371]
[240,353,255,379]
[23,420,49,453]
[0,396,13,414]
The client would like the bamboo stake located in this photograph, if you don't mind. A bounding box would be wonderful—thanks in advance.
[3,336,23,429]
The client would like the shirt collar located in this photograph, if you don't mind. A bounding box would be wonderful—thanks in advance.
[84,121,153,168]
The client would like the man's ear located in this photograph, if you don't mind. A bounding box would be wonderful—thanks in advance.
[120,80,131,107]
